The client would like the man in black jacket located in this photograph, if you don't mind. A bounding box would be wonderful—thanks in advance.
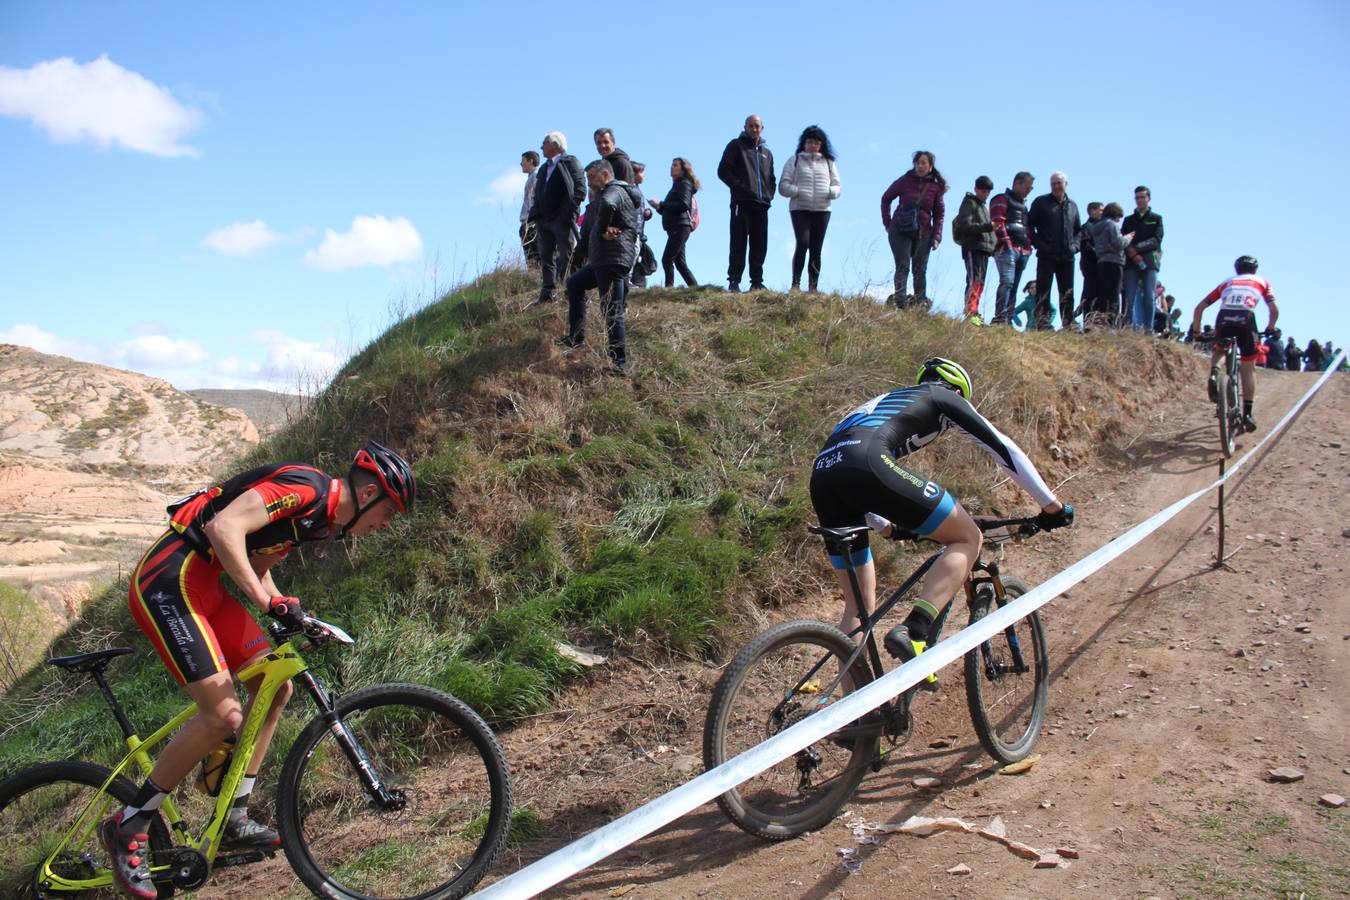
[1263,328,1286,370]
[530,131,588,305]
[1121,186,1164,331]
[556,160,639,375]
[717,115,775,292]
[953,175,996,323]
[1027,171,1082,330]
[593,128,635,184]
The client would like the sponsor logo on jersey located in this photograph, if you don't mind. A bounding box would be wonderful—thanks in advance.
[880,455,927,489]
[251,542,293,557]
[923,481,939,499]
[815,451,845,471]
[266,493,302,516]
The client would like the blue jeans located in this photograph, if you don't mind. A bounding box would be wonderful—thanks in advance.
[1122,264,1158,331]
[993,248,1030,323]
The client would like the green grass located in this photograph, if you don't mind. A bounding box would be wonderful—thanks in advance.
[0,265,1194,778]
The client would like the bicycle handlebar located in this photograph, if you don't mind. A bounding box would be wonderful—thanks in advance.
[267,614,355,646]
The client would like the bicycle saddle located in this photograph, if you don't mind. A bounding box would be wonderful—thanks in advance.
[49,646,133,673]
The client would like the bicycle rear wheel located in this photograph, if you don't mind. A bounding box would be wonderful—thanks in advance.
[702,620,877,840]
[0,761,172,898]
[276,683,512,900]
[964,577,1048,764]
[1215,364,1236,457]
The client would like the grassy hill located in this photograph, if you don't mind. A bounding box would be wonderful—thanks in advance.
[0,268,1200,772]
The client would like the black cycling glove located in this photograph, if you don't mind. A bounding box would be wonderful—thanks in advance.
[1035,504,1074,532]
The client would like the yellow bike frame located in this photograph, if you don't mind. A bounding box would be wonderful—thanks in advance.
[35,641,308,893]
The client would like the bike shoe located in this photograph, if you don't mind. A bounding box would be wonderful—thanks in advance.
[224,811,281,848]
[1242,413,1257,433]
[99,814,157,899]
[882,625,939,692]
[1207,368,1219,403]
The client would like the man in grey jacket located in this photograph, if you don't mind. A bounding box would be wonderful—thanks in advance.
[953,175,996,323]
[556,160,639,375]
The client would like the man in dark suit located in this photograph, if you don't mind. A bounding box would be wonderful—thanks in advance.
[530,131,587,304]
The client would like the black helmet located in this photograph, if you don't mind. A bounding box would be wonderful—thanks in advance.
[1234,255,1259,275]
[351,441,416,513]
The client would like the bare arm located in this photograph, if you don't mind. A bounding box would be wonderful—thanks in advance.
[202,489,277,612]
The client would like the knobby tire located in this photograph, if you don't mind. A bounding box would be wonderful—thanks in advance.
[963,577,1049,764]
[703,620,877,840]
[1216,366,1236,458]
[275,683,512,900]
[0,760,173,899]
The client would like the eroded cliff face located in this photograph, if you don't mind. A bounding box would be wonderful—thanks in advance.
[0,343,263,657]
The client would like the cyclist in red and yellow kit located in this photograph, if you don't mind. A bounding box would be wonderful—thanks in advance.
[1190,255,1279,432]
[100,442,415,899]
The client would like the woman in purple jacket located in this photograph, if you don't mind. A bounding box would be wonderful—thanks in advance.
[880,150,948,309]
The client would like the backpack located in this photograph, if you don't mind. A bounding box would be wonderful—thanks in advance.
[690,195,700,232]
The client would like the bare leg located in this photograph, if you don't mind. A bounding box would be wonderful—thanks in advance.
[917,503,982,617]
[832,562,876,692]
[237,652,294,777]
[147,672,242,791]
[1239,358,1256,402]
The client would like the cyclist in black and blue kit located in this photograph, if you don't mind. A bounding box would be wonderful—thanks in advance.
[809,358,1073,673]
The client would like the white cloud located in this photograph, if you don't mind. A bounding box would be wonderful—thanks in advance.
[303,215,423,270]
[120,334,209,369]
[202,220,286,256]
[246,329,343,390]
[476,167,527,206]
[0,323,99,360]
[0,55,202,157]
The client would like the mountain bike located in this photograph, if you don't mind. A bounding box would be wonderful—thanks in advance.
[703,516,1048,840]
[0,613,513,899]
[1201,332,1246,458]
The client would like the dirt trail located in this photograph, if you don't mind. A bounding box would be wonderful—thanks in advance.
[517,369,1350,900]
[204,369,1348,899]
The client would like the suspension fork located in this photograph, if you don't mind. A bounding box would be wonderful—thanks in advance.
[296,672,404,810]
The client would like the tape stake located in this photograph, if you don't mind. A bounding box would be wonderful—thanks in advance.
[471,359,1343,900]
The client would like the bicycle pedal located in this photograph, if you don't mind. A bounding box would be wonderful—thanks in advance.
[918,677,940,694]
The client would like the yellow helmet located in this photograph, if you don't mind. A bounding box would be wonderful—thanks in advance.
[916,357,972,400]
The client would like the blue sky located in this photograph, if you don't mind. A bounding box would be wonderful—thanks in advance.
[2,1,1347,391]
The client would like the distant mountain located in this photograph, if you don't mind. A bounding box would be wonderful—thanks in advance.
[190,388,306,436]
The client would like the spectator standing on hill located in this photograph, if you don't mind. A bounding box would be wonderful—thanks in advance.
[953,175,996,323]
[1263,328,1286,370]
[628,161,654,289]
[593,128,635,184]
[777,125,841,293]
[1122,186,1164,331]
[881,150,948,309]
[1078,202,1103,323]
[1303,338,1325,371]
[650,158,700,288]
[1284,336,1301,371]
[718,115,775,292]
[555,160,639,376]
[989,172,1035,325]
[1028,171,1082,330]
[1323,341,1336,369]
[530,132,587,305]
[1085,202,1128,331]
[519,151,541,270]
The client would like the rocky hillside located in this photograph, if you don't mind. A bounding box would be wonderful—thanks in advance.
[0,344,265,682]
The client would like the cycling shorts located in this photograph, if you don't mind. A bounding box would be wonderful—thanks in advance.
[1215,309,1260,361]
[809,432,956,569]
[127,531,270,685]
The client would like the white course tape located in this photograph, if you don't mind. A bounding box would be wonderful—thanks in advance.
[473,358,1343,899]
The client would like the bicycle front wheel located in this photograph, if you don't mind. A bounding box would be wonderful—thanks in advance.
[703,620,877,841]
[276,684,512,900]
[0,760,172,899]
[964,577,1048,764]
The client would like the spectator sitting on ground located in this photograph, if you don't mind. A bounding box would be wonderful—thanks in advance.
[989,172,1035,325]
[650,157,700,288]
[530,131,588,305]
[593,128,635,184]
[953,175,996,324]
[555,160,640,376]
[881,150,948,309]
[1011,280,1055,330]
[1027,171,1082,330]
[519,150,541,270]
[718,114,775,292]
[777,124,841,293]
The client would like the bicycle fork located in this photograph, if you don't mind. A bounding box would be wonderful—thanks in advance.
[296,672,406,811]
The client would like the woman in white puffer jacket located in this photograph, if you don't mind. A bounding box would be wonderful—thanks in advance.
[778,125,841,292]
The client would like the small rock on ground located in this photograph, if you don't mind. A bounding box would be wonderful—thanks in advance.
[946,863,972,875]
[1268,767,1305,783]
[1319,793,1347,808]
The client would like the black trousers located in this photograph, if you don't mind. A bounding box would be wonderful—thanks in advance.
[1034,254,1075,330]
[789,209,831,288]
[565,264,629,367]
[662,225,697,287]
[1094,262,1122,324]
[535,217,577,298]
[1079,255,1097,320]
[728,200,769,287]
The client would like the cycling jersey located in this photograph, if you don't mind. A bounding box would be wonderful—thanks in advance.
[809,383,1055,568]
[1201,274,1275,361]
[130,463,342,684]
